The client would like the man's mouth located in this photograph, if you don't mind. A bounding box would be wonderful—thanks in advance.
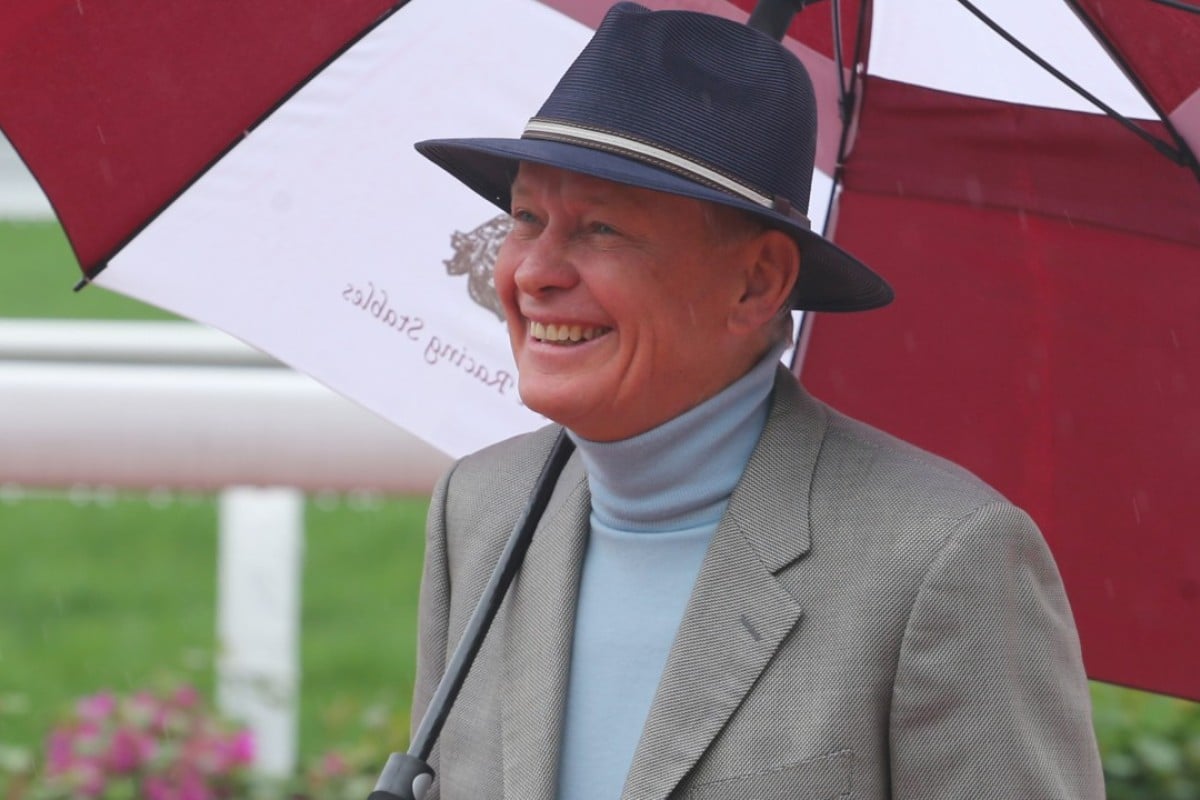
[528,320,611,345]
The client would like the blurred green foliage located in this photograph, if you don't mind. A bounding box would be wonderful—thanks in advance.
[1092,683,1200,799]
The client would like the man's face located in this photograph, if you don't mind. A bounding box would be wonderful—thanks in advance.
[494,162,767,441]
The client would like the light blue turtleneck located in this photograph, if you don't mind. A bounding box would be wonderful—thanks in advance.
[556,345,783,800]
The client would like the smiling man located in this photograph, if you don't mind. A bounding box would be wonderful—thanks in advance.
[498,163,797,442]
[409,4,1103,799]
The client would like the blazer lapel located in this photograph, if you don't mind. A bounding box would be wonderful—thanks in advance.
[622,372,828,800]
[500,450,591,800]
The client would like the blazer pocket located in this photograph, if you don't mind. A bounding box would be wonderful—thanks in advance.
[687,749,852,800]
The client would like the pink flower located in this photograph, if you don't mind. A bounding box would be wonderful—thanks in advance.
[41,685,255,800]
[46,728,76,774]
[72,720,105,758]
[319,751,349,778]
[182,733,219,774]
[225,730,255,767]
[76,691,117,722]
[178,768,213,800]
[171,685,200,710]
[127,691,161,726]
[106,725,156,772]
[143,774,175,800]
[69,759,106,798]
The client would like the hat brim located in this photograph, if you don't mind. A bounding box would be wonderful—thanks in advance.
[415,137,893,312]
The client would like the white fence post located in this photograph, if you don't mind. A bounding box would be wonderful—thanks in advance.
[0,321,454,779]
[216,488,305,778]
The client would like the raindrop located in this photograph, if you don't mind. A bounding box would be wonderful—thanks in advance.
[1130,489,1150,524]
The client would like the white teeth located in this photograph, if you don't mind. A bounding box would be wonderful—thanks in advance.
[529,320,607,343]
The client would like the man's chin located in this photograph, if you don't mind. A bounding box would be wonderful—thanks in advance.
[517,379,602,436]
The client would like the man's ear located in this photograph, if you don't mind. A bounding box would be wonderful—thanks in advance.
[728,229,800,334]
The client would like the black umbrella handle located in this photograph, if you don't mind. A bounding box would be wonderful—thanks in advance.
[368,429,576,800]
[368,754,435,800]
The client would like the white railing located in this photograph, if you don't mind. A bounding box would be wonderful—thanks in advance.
[0,319,452,776]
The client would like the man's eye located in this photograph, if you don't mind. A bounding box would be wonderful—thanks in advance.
[511,209,540,225]
[588,221,618,235]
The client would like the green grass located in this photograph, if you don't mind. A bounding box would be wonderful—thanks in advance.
[0,221,175,319]
[0,496,218,746]
[300,496,427,757]
[0,493,427,764]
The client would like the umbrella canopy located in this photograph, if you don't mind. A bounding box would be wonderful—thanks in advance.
[751,0,1200,702]
[1,0,589,455]
[1,0,1198,701]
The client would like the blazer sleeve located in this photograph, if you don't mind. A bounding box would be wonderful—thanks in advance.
[888,501,1105,799]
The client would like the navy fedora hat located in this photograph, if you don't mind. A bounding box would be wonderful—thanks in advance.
[415,2,892,312]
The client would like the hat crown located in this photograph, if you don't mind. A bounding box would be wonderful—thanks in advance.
[534,2,818,214]
[413,3,893,312]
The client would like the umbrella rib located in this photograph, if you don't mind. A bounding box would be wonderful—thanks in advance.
[831,0,870,170]
[954,0,1192,168]
[1063,0,1200,183]
[1148,0,1200,12]
[831,0,850,124]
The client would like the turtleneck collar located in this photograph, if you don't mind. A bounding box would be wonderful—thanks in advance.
[566,343,785,533]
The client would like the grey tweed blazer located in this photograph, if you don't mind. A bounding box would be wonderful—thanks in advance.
[411,369,1104,799]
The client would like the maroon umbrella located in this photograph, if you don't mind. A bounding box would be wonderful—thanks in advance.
[761,0,1200,701]
[2,0,1198,703]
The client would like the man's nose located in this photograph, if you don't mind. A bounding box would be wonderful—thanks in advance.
[512,231,578,296]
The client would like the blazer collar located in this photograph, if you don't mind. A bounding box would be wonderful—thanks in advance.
[726,368,826,572]
[622,370,828,800]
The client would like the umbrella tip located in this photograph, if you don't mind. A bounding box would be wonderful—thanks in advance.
[747,0,819,41]
[72,275,91,293]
